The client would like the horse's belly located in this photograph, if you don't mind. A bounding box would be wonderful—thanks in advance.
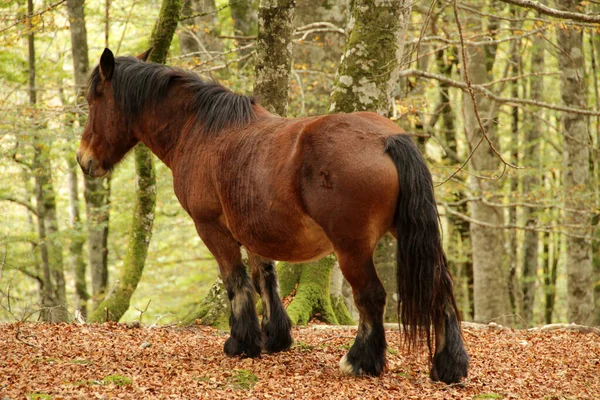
[233,214,334,262]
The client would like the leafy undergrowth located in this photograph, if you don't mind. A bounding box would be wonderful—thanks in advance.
[0,323,598,399]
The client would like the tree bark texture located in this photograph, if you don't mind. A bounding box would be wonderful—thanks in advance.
[329,0,411,116]
[557,0,594,325]
[253,0,295,116]
[88,0,182,323]
[462,7,513,325]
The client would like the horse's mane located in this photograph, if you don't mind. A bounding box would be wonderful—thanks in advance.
[87,56,256,135]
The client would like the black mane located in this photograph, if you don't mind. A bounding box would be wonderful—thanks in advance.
[88,56,256,134]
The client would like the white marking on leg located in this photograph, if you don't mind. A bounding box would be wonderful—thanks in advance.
[339,354,360,375]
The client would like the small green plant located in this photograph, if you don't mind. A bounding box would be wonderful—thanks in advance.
[294,341,314,352]
[387,347,399,356]
[103,374,132,387]
[230,369,258,390]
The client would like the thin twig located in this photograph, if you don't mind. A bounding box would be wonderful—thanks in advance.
[0,0,67,34]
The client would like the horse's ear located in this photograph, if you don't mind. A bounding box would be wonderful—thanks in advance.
[136,47,153,62]
[99,48,115,81]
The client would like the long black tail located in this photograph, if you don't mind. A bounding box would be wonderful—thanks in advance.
[384,134,460,357]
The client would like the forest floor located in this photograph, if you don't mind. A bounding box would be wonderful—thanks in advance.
[0,322,598,399]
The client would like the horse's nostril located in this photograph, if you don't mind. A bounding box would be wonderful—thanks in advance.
[87,159,93,173]
[76,153,81,165]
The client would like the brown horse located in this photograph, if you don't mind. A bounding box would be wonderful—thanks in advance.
[77,48,469,384]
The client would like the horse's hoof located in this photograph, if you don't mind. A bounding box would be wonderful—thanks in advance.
[430,346,469,384]
[339,354,358,375]
[224,336,261,358]
[262,315,293,353]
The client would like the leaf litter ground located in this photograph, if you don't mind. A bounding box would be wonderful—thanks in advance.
[0,322,598,399]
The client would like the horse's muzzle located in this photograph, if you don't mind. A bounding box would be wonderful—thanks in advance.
[76,151,108,178]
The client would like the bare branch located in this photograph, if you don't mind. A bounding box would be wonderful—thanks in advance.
[0,194,37,216]
[398,68,600,117]
[496,0,600,23]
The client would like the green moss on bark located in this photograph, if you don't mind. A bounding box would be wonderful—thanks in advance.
[329,0,409,116]
[180,278,230,329]
[283,256,339,325]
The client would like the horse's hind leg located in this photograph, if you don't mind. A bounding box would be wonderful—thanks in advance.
[248,253,293,353]
[336,247,387,376]
[430,308,469,383]
[195,222,262,358]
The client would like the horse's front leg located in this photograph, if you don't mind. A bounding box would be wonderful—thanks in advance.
[195,222,262,358]
[248,253,293,353]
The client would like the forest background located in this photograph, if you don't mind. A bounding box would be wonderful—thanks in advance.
[0,0,599,331]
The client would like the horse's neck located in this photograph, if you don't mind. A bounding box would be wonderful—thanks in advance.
[135,98,190,168]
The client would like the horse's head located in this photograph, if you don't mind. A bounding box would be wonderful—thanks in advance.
[76,48,151,177]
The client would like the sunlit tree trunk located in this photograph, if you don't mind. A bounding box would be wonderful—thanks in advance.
[557,0,594,325]
[520,36,544,326]
[436,43,474,319]
[88,0,182,323]
[462,4,513,326]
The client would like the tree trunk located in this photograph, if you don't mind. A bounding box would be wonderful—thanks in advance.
[329,0,410,117]
[281,256,339,325]
[28,0,67,323]
[436,43,474,319]
[85,176,110,307]
[66,0,91,319]
[520,36,544,326]
[253,0,295,116]
[88,0,182,323]
[462,5,513,325]
[557,0,594,325]
[328,0,412,322]
[66,159,88,318]
[67,0,111,311]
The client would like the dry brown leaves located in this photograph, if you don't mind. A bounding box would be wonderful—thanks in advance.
[0,322,598,399]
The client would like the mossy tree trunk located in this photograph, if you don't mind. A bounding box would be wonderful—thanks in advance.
[328,0,412,323]
[88,0,183,323]
[253,0,295,116]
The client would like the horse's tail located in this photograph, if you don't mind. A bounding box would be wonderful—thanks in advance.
[384,134,461,357]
